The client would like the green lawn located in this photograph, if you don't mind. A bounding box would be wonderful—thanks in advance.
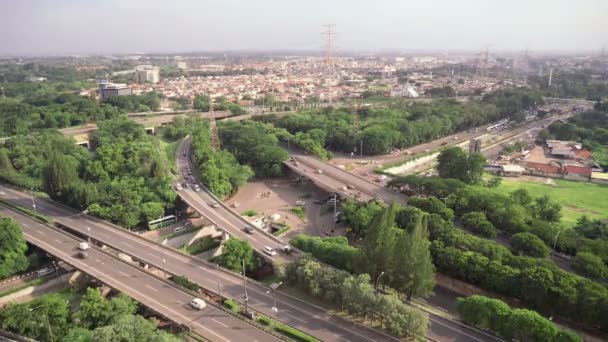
[493,177,608,227]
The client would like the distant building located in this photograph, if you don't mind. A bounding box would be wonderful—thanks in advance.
[98,80,132,101]
[176,61,187,70]
[135,65,160,84]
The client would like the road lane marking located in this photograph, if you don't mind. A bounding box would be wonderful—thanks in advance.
[146,285,159,292]
[21,222,29,227]
[8,182,394,342]
[119,271,130,277]
[55,239,62,243]
[285,313,306,323]
[24,233,234,342]
[36,230,45,236]
[212,318,229,328]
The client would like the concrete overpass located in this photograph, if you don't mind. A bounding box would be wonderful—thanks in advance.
[0,184,404,342]
[59,111,232,137]
[0,204,280,342]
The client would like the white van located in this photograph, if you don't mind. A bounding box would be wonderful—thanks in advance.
[189,298,207,310]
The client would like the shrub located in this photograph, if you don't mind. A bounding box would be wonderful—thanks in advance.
[511,232,550,258]
[172,275,199,292]
[573,251,607,280]
[462,212,496,238]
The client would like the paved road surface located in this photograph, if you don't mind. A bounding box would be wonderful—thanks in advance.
[176,138,295,263]
[0,205,278,342]
[0,185,404,342]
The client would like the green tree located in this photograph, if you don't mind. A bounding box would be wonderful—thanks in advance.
[511,232,550,258]
[62,328,93,342]
[437,147,486,184]
[92,315,180,342]
[141,202,165,224]
[216,238,256,272]
[462,212,497,238]
[533,195,562,223]
[504,309,557,342]
[42,149,80,200]
[573,252,607,280]
[510,188,533,206]
[1,293,71,342]
[389,214,436,299]
[360,204,397,282]
[457,295,511,333]
[193,95,210,111]
[0,216,29,279]
[77,288,138,329]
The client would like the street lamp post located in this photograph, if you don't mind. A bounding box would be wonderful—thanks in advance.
[31,189,37,217]
[87,227,91,243]
[242,259,249,314]
[162,258,167,277]
[266,281,283,319]
[374,271,385,295]
[217,279,222,301]
[553,229,562,256]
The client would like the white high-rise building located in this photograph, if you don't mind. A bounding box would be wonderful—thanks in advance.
[135,65,160,84]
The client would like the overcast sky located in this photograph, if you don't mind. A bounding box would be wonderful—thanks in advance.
[1,0,607,56]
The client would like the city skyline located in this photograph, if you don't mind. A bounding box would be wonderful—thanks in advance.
[1,0,607,56]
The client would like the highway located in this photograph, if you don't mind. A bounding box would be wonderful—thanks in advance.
[176,138,295,264]
[0,205,279,342]
[0,184,405,342]
[174,142,502,341]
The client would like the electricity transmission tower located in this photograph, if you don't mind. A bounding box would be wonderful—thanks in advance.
[476,46,490,78]
[209,98,220,150]
[322,24,336,105]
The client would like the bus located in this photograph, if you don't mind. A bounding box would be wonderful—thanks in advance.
[148,215,177,230]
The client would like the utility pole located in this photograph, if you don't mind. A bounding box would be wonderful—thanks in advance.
[242,259,249,314]
[265,282,282,319]
[548,68,553,87]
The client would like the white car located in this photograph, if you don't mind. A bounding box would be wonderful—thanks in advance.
[315,169,323,174]
[295,200,306,206]
[209,202,220,208]
[189,298,207,310]
[193,185,201,192]
[264,246,277,257]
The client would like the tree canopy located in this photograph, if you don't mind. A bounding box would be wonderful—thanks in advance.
[0,216,29,279]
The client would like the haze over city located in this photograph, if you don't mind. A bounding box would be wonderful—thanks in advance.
[2,0,607,55]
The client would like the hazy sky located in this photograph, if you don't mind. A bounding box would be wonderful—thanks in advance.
[1,0,607,55]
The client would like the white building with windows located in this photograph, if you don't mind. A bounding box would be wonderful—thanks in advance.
[135,65,160,84]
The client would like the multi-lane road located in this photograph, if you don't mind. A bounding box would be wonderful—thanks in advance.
[0,205,278,342]
[0,184,403,342]
[175,140,503,342]
[176,137,296,263]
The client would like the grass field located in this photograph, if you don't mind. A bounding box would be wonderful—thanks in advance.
[493,177,608,227]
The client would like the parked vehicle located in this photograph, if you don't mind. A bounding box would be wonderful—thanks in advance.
[315,169,323,174]
[243,226,255,234]
[295,200,306,206]
[209,202,220,208]
[189,298,207,310]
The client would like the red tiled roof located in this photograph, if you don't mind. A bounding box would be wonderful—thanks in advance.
[575,149,593,159]
[564,165,592,176]
[525,162,561,174]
